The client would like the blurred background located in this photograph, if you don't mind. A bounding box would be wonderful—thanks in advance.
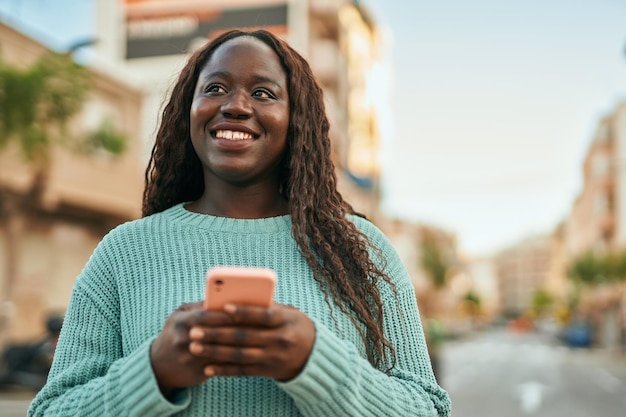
[1,0,626,416]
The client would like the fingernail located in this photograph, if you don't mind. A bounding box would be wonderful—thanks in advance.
[204,366,215,377]
[223,304,236,314]
[189,327,203,339]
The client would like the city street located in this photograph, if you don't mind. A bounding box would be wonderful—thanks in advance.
[440,327,626,417]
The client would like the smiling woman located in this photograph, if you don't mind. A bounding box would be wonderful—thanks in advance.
[187,36,290,207]
[27,29,451,417]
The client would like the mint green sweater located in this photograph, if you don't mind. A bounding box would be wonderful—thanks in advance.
[28,203,451,416]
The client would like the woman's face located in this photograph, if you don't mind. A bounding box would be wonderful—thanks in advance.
[190,36,290,187]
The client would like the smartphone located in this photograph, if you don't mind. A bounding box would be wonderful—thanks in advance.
[204,266,277,311]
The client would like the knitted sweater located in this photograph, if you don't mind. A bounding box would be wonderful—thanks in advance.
[28,203,451,417]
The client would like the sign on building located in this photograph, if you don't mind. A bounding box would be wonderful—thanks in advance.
[123,0,288,59]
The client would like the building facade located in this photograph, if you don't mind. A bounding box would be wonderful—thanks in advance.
[565,115,618,256]
[494,235,552,316]
[0,22,144,342]
[562,102,626,350]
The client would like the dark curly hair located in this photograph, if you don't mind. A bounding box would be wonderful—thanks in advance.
[143,29,397,371]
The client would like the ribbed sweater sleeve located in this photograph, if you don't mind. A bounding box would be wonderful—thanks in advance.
[27,233,190,417]
[278,218,451,416]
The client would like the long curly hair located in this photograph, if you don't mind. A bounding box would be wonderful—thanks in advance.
[143,29,397,371]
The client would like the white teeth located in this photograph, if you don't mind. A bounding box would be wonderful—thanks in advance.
[215,130,253,140]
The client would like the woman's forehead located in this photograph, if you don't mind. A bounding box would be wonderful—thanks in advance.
[207,37,280,68]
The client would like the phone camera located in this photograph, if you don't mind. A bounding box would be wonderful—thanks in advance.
[215,279,224,286]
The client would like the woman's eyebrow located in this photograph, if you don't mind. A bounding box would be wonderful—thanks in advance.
[250,75,284,90]
[202,70,230,81]
[201,71,283,89]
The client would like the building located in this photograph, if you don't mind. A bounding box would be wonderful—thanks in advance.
[565,115,618,256]
[381,219,463,319]
[462,256,499,319]
[0,21,144,342]
[563,102,626,350]
[542,223,570,304]
[494,235,552,317]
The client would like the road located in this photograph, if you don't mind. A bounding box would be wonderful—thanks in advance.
[440,327,626,417]
[0,389,34,417]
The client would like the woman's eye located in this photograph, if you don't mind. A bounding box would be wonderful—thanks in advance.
[252,89,274,99]
[205,84,226,94]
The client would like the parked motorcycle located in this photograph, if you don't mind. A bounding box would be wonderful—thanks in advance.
[0,314,63,392]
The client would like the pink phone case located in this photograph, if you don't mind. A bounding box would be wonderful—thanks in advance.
[204,266,277,310]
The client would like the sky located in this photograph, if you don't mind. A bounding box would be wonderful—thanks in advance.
[2,0,626,258]
[369,0,626,257]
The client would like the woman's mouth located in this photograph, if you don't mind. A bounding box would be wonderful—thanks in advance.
[213,130,256,140]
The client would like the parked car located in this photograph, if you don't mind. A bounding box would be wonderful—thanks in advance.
[561,320,592,348]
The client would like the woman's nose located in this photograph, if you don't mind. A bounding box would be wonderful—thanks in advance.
[221,90,252,119]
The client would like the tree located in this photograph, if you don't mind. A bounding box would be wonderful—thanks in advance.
[417,230,456,382]
[531,288,554,317]
[0,51,127,336]
[0,52,127,197]
[566,249,626,350]
[420,233,451,290]
[462,289,481,317]
[567,250,626,286]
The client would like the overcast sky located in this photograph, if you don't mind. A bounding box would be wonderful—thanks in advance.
[2,0,626,257]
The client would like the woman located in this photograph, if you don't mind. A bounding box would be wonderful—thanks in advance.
[28,29,451,416]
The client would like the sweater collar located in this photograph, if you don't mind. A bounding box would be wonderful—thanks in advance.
[162,202,293,233]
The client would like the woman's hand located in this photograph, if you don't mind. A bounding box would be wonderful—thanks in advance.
[149,301,230,398]
[188,303,316,381]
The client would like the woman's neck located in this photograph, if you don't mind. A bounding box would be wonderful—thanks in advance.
[186,187,288,219]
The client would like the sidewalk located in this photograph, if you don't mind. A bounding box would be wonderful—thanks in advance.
[0,388,35,417]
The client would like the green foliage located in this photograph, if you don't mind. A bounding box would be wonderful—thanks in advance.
[425,318,447,347]
[22,128,47,161]
[0,60,41,147]
[567,251,601,284]
[463,290,481,307]
[0,51,130,174]
[567,250,626,285]
[460,290,482,318]
[34,52,89,127]
[604,251,626,280]
[420,234,450,289]
[86,119,128,155]
[531,288,554,316]
[0,52,90,163]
